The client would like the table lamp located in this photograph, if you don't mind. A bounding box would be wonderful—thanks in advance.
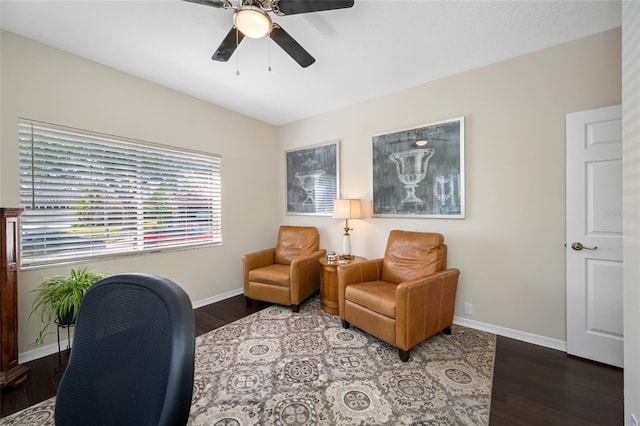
[333,199,362,260]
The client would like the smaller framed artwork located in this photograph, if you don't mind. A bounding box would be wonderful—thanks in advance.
[372,117,465,218]
[286,140,340,215]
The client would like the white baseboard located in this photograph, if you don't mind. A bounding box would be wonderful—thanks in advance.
[454,315,567,352]
[19,292,565,363]
[191,287,244,309]
[20,340,69,364]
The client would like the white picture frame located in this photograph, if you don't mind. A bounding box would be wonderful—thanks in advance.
[286,140,340,216]
[372,117,465,218]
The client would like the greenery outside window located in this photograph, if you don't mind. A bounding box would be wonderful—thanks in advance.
[18,119,222,269]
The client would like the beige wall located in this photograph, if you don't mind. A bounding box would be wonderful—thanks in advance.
[0,30,280,354]
[277,28,622,343]
[0,27,626,363]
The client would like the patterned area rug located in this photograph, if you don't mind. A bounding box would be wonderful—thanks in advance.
[1,296,496,425]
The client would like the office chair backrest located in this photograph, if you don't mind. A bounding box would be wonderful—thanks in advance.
[55,274,195,426]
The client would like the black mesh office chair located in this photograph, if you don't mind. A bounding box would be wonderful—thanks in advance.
[55,274,195,426]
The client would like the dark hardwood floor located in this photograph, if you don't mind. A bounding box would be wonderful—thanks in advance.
[1,295,623,424]
[490,336,623,425]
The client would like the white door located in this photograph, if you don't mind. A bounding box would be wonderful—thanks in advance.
[566,104,623,368]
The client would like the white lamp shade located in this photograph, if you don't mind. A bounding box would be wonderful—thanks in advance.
[234,6,272,38]
[333,199,362,219]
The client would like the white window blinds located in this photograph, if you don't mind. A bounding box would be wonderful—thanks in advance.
[18,119,222,268]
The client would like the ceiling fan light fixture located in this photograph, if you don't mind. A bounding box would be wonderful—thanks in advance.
[234,6,272,38]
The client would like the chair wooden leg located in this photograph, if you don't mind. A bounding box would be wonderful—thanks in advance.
[398,349,410,362]
[292,304,300,313]
[244,296,252,307]
[341,319,350,329]
[443,326,452,335]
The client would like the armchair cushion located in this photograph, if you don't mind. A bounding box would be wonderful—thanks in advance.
[381,230,445,283]
[248,264,290,287]
[345,281,397,318]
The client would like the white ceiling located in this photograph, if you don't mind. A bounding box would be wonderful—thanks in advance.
[0,0,622,126]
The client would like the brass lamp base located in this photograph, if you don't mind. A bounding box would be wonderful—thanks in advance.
[339,254,354,260]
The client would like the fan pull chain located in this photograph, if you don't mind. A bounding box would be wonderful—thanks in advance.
[235,27,240,76]
[268,38,272,72]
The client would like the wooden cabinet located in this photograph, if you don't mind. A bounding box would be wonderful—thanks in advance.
[1,207,30,388]
[318,256,366,315]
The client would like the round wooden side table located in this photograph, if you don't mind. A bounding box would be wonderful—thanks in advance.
[319,256,366,315]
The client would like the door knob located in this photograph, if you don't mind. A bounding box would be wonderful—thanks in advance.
[571,242,598,251]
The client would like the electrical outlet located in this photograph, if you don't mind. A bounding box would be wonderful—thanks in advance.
[464,303,473,315]
[631,413,638,426]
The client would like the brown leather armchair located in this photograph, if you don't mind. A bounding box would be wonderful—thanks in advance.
[242,226,326,312]
[337,230,460,361]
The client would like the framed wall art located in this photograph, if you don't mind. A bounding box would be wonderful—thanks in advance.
[372,117,465,218]
[286,140,340,215]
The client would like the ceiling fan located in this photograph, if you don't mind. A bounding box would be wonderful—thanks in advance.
[184,0,354,68]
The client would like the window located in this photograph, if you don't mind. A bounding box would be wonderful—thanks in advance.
[18,119,222,268]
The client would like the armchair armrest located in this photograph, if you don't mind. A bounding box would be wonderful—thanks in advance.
[395,268,460,350]
[290,249,326,269]
[336,259,384,316]
[242,248,276,290]
[290,249,327,303]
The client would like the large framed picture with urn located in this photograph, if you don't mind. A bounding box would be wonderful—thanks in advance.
[372,117,465,218]
[286,140,340,215]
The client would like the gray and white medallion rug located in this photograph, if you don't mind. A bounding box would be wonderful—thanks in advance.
[1,296,496,425]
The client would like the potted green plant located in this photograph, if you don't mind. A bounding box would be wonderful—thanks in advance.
[30,267,105,345]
